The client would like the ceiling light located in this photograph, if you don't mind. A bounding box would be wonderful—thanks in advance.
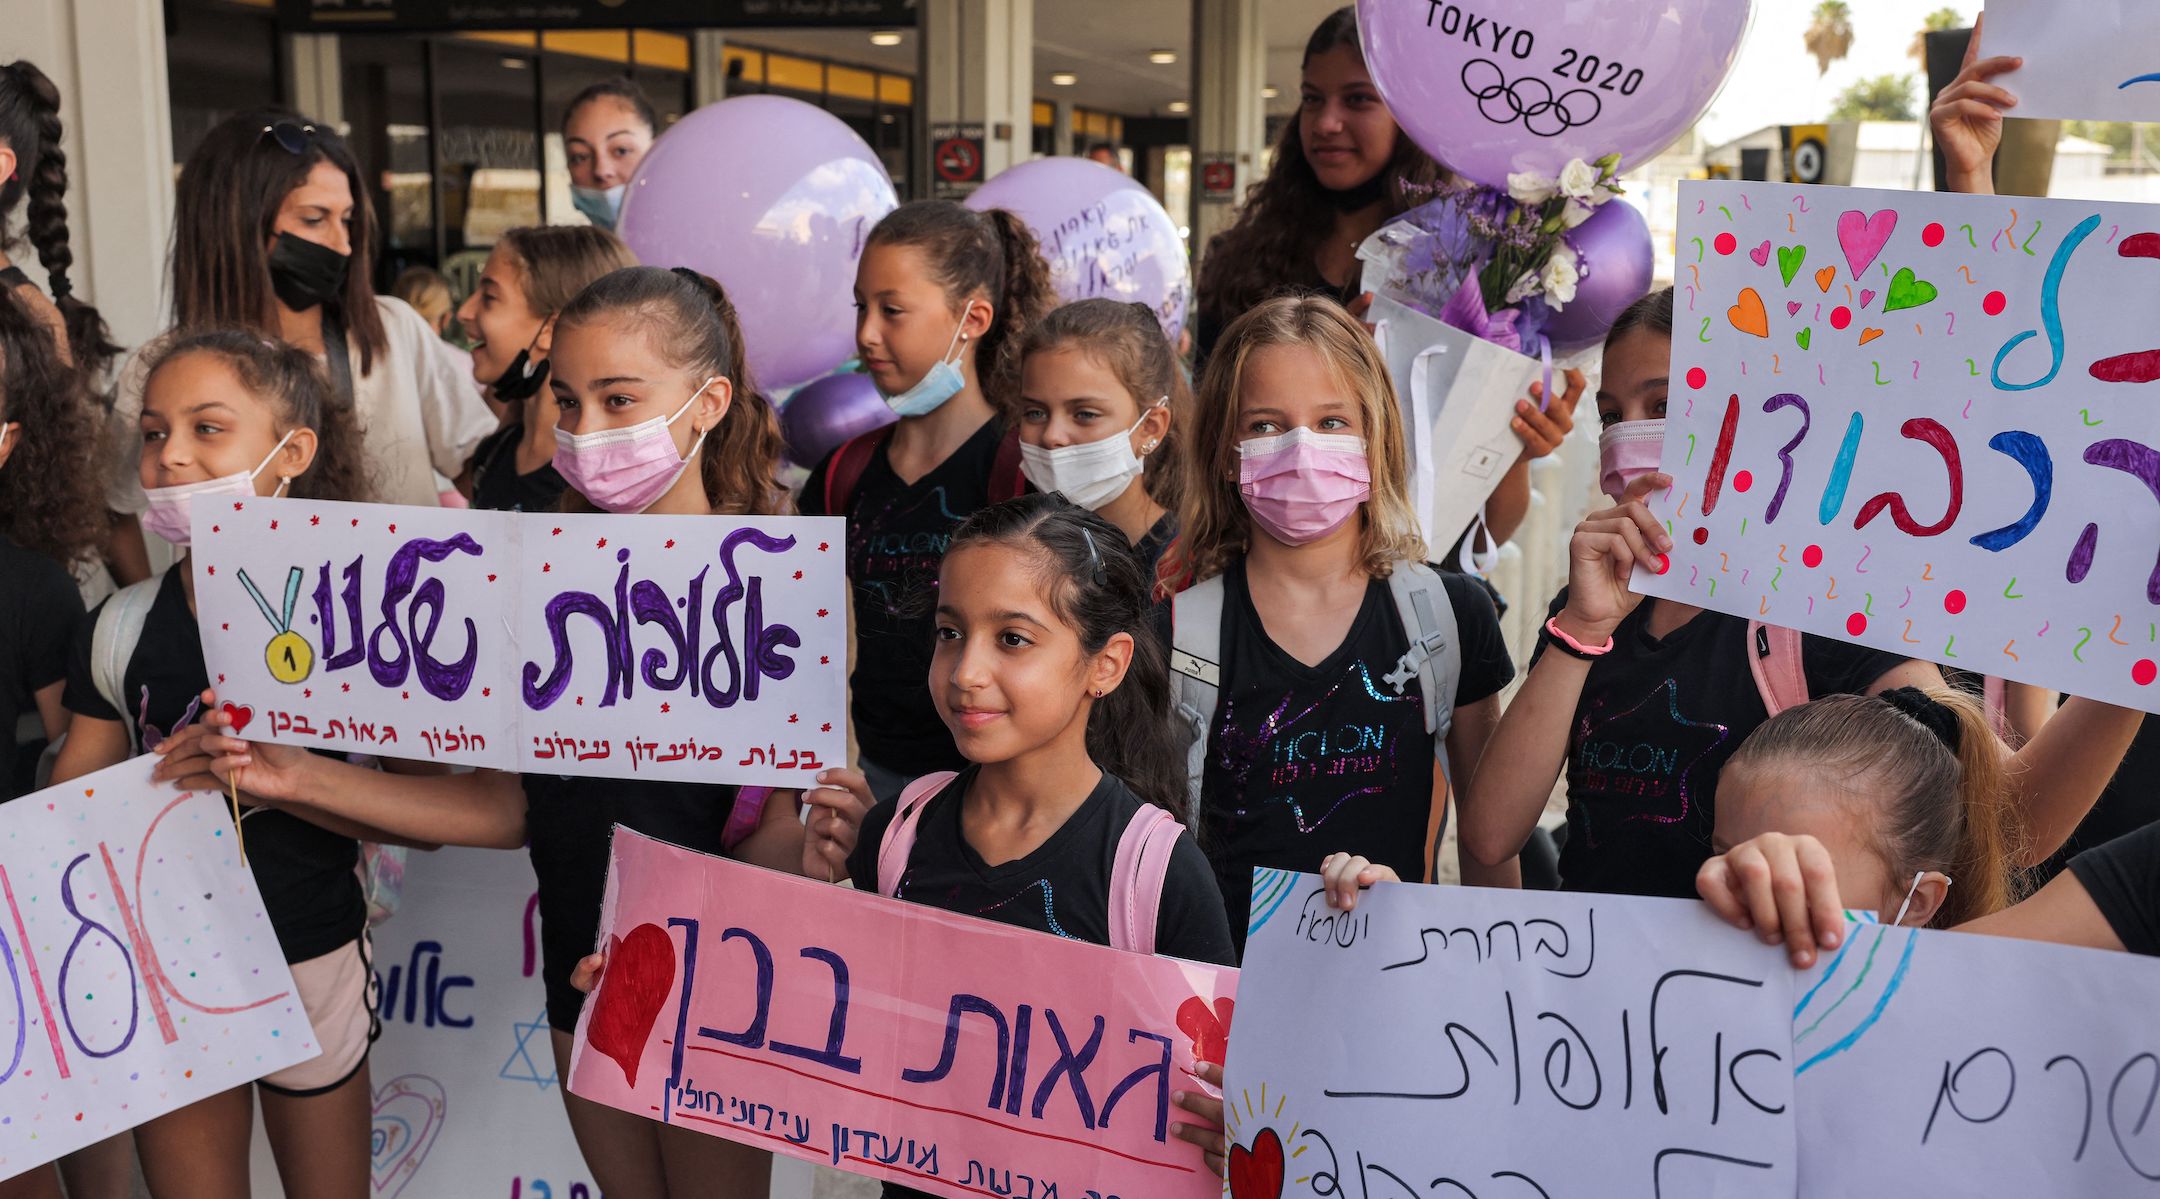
[1050,72,1078,87]
[869,30,903,46]
[1262,85,1279,99]
[1167,100,1190,114]
[1148,49,1178,65]
[499,56,528,70]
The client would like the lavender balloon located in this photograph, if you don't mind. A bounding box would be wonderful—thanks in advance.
[619,96,898,390]
[1356,0,1753,189]
[779,371,896,469]
[1542,199,1655,354]
[965,158,1191,343]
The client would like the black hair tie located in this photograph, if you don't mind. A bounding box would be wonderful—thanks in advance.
[1878,686,1961,754]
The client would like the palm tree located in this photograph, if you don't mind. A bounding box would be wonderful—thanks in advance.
[1804,1,1855,77]
[1909,7,1965,61]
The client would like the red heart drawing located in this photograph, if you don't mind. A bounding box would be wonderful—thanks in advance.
[1227,1128,1284,1199]
[220,702,253,735]
[586,923,676,1089]
[1176,995,1234,1065]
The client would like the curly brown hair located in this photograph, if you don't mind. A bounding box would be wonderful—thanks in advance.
[865,200,1059,411]
[554,265,788,517]
[0,289,103,564]
[1195,7,1443,330]
[140,329,372,506]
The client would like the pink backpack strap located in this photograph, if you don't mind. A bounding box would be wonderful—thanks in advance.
[1107,806,1183,956]
[721,787,771,852]
[1746,620,1810,717]
[876,771,960,898]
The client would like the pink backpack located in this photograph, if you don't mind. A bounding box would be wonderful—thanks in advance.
[1746,620,2006,731]
[874,771,1184,955]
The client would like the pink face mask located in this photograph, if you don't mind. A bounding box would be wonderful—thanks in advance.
[1598,418,1666,502]
[1238,428,1371,546]
[553,378,713,514]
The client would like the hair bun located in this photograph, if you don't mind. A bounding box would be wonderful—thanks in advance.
[1878,686,1961,754]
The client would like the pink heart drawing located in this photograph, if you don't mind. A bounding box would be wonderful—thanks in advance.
[1860,288,1877,308]
[370,1074,446,1199]
[1786,301,1803,316]
[1748,239,1772,267]
[1837,209,1898,280]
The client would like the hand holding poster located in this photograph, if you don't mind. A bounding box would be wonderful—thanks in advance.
[567,829,1238,1199]
[193,499,848,785]
[1794,918,2160,1195]
[1976,0,2160,122]
[1224,873,1796,1198]
[0,759,316,1181]
[1639,181,2160,713]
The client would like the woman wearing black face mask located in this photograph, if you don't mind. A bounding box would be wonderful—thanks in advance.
[452,224,637,512]
[100,109,496,555]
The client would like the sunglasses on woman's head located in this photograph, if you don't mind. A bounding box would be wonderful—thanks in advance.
[259,121,317,156]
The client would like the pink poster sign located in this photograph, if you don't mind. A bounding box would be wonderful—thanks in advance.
[567,829,1237,1199]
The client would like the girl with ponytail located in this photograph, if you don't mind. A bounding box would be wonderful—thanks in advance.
[800,198,1058,805]
[153,265,817,1198]
[0,59,119,377]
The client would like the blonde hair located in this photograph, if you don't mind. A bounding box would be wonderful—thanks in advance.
[391,266,452,331]
[1723,688,2023,927]
[1167,294,1423,584]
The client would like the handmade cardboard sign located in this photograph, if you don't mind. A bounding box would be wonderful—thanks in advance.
[1977,0,2160,123]
[567,829,1238,1199]
[1223,872,1796,1198]
[1794,917,2160,1195]
[193,500,847,786]
[1639,180,2160,713]
[0,759,316,1181]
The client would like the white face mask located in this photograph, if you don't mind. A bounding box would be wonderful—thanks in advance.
[1017,397,1165,512]
[140,429,295,548]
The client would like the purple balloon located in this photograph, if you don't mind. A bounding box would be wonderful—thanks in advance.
[965,158,1191,343]
[1542,199,1655,354]
[780,371,896,469]
[1357,0,1753,189]
[619,96,898,391]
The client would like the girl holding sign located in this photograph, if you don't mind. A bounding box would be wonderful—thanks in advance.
[1015,298,1184,581]
[1163,295,1516,954]
[455,224,637,513]
[46,331,379,1199]
[158,266,813,1198]
[798,200,1058,803]
[1461,288,2143,900]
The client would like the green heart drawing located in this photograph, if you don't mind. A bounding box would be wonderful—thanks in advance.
[1777,244,1807,288]
[1882,266,1939,312]
[1796,327,1812,350]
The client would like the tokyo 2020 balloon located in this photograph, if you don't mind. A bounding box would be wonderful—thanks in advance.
[1356,0,1754,189]
[965,158,1191,344]
[618,95,899,391]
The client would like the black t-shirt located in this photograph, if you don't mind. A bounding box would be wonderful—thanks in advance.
[2038,712,2159,883]
[63,569,364,964]
[468,423,567,513]
[524,772,742,1032]
[845,767,1230,1199]
[1199,560,1513,952]
[2069,821,2160,956]
[0,534,83,798]
[1533,589,1909,899]
[799,419,1005,777]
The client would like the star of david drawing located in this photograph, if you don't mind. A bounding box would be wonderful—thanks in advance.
[499,1007,558,1091]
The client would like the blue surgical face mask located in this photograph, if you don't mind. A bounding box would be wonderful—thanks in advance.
[880,321,969,418]
[571,183,626,231]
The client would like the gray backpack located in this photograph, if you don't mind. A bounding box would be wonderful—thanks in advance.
[1167,561,1464,834]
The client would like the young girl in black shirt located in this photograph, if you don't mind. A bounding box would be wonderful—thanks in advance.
[55,330,381,1198]
[1166,295,1516,953]
[798,201,1057,804]
[455,224,636,513]
[156,268,816,1199]
[1465,288,2142,899]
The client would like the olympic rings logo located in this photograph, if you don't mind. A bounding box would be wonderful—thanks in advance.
[1459,58,1602,136]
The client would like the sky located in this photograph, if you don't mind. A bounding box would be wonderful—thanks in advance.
[1695,0,1972,145]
